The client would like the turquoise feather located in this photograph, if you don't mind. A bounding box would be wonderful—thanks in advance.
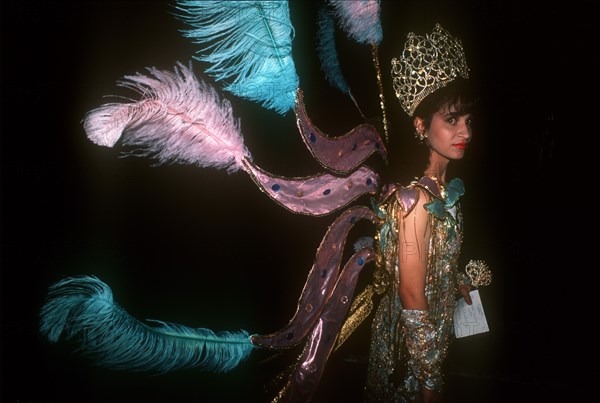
[316,4,364,117]
[40,276,254,373]
[174,0,299,114]
[316,5,351,97]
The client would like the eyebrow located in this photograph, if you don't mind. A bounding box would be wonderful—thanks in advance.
[441,110,471,119]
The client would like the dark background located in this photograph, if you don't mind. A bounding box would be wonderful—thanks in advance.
[1,1,596,402]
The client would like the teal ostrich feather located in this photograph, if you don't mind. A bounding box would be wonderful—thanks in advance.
[316,5,351,97]
[174,0,299,115]
[316,4,364,117]
[40,276,254,373]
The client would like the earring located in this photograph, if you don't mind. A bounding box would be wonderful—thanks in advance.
[414,129,427,142]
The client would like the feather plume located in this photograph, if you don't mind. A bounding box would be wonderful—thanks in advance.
[316,6,351,98]
[82,62,251,174]
[40,276,254,373]
[174,0,299,114]
[316,4,363,117]
[328,0,382,45]
[328,1,388,141]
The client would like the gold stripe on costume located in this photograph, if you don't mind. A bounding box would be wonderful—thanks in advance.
[335,285,375,350]
[371,44,389,143]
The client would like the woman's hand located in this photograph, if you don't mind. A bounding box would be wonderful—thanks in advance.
[458,284,472,305]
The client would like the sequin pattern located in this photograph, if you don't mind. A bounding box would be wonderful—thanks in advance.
[364,177,463,402]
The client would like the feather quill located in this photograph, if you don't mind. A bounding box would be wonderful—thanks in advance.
[174,0,299,114]
[40,276,254,373]
[327,0,382,45]
[83,62,251,174]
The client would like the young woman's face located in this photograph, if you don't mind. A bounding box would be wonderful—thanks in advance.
[425,106,472,162]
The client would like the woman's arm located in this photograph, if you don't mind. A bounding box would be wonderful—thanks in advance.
[396,189,443,401]
[397,189,431,309]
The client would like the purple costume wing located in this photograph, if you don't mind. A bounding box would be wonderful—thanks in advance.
[241,93,386,216]
[295,90,387,174]
[252,206,377,349]
[243,160,379,217]
[247,87,387,401]
[278,246,376,402]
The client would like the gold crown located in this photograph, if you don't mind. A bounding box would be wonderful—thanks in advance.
[391,24,469,116]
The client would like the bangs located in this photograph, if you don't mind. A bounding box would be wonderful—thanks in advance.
[413,78,477,118]
[445,93,476,115]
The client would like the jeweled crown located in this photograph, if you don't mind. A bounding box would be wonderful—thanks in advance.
[391,24,469,116]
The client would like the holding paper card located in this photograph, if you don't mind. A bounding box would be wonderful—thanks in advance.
[454,290,490,338]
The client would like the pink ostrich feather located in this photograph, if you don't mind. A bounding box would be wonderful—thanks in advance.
[328,0,382,45]
[82,62,251,174]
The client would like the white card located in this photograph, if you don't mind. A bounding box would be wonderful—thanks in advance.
[453,290,489,338]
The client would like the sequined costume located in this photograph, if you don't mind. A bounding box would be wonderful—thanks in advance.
[364,175,464,401]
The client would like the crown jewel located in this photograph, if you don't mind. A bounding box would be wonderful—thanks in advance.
[391,24,469,116]
[465,260,492,287]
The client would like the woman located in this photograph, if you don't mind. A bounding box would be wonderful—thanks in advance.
[364,25,477,402]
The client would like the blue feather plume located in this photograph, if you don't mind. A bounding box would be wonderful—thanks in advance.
[40,276,254,373]
[174,0,299,115]
[316,6,350,97]
[328,0,388,140]
[316,4,364,118]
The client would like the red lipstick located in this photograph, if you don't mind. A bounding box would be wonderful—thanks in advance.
[453,142,468,150]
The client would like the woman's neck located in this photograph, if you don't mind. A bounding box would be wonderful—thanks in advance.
[424,153,449,184]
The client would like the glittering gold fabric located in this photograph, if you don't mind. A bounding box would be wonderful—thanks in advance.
[335,285,375,350]
[364,177,463,402]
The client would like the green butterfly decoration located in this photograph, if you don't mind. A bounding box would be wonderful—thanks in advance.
[424,177,464,240]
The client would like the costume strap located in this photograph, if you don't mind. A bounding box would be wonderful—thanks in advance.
[400,309,443,392]
[371,43,389,142]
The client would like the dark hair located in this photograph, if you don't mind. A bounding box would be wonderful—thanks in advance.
[412,78,478,128]
[385,78,478,185]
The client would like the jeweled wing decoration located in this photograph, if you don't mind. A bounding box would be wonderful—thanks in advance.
[295,90,387,174]
[243,160,379,217]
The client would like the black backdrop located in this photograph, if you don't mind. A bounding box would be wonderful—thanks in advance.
[1,1,596,402]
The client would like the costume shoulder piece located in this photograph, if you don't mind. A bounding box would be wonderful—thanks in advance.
[379,176,441,217]
[413,176,445,199]
[391,176,464,217]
